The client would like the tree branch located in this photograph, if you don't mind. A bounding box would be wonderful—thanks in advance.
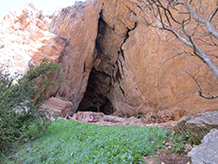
[183,3,218,39]
[187,71,218,99]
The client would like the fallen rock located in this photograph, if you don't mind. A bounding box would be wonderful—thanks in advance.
[188,128,218,164]
[72,111,104,122]
[174,112,218,143]
[41,97,73,117]
[7,155,20,161]
[103,115,125,123]
[186,112,218,143]
[72,111,126,123]
[174,115,202,135]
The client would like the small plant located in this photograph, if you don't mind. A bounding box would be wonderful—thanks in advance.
[167,131,191,155]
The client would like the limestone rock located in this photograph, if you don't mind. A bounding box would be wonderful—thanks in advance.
[73,111,105,122]
[188,128,218,164]
[174,112,218,143]
[174,116,192,135]
[0,4,65,75]
[186,112,218,143]
[173,114,202,135]
[72,111,125,123]
[103,115,125,123]
[41,97,73,117]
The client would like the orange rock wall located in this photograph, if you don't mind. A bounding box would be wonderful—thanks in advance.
[51,0,218,117]
[1,0,218,119]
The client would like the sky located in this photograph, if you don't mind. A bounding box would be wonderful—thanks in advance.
[0,0,87,19]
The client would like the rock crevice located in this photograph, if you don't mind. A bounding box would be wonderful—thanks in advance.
[77,7,139,116]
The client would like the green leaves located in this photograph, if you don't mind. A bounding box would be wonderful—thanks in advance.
[167,132,192,155]
[0,58,64,153]
[2,120,171,163]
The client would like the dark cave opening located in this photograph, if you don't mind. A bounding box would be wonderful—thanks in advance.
[77,68,115,115]
[76,10,119,115]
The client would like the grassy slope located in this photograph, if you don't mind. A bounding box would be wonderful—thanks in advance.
[2,120,171,164]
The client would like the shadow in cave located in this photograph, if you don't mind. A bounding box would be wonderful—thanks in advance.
[77,12,117,115]
[77,68,115,115]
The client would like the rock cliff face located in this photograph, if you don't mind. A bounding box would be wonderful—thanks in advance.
[0,4,67,74]
[1,0,218,119]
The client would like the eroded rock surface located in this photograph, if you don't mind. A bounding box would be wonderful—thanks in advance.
[41,97,73,117]
[1,0,218,120]
[49,0,218,118]
[71,111,125,123]
[188,128,218,164]
[0,4,67,74]
[174,111,218,143]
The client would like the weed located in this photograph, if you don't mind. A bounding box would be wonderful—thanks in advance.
[167,132,191,155]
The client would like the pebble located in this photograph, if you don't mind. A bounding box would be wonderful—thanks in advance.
[27,147,31,152]
[31,136,35,140]
[7,155,20,161]
[23,138,28,142]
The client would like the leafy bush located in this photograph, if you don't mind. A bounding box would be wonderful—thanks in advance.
[0,58,63,152]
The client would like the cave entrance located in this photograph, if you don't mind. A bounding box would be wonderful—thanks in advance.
[77,11,119,115]
[77,68,115,115]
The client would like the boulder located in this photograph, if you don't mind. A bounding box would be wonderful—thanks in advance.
[186,112,218,143]
[41,97,73,117]
[188,128,218,164]
[72,111,104,122]
[72,111,126,123]
[174,114,202,135]
[103,115,125,123]
[174,112,218,143]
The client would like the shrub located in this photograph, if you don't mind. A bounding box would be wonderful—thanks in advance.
[0,58,64,152]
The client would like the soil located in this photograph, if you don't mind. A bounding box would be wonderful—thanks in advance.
[68,117,190,164]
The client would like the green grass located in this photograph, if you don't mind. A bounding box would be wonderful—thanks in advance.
[1,120,171,164]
